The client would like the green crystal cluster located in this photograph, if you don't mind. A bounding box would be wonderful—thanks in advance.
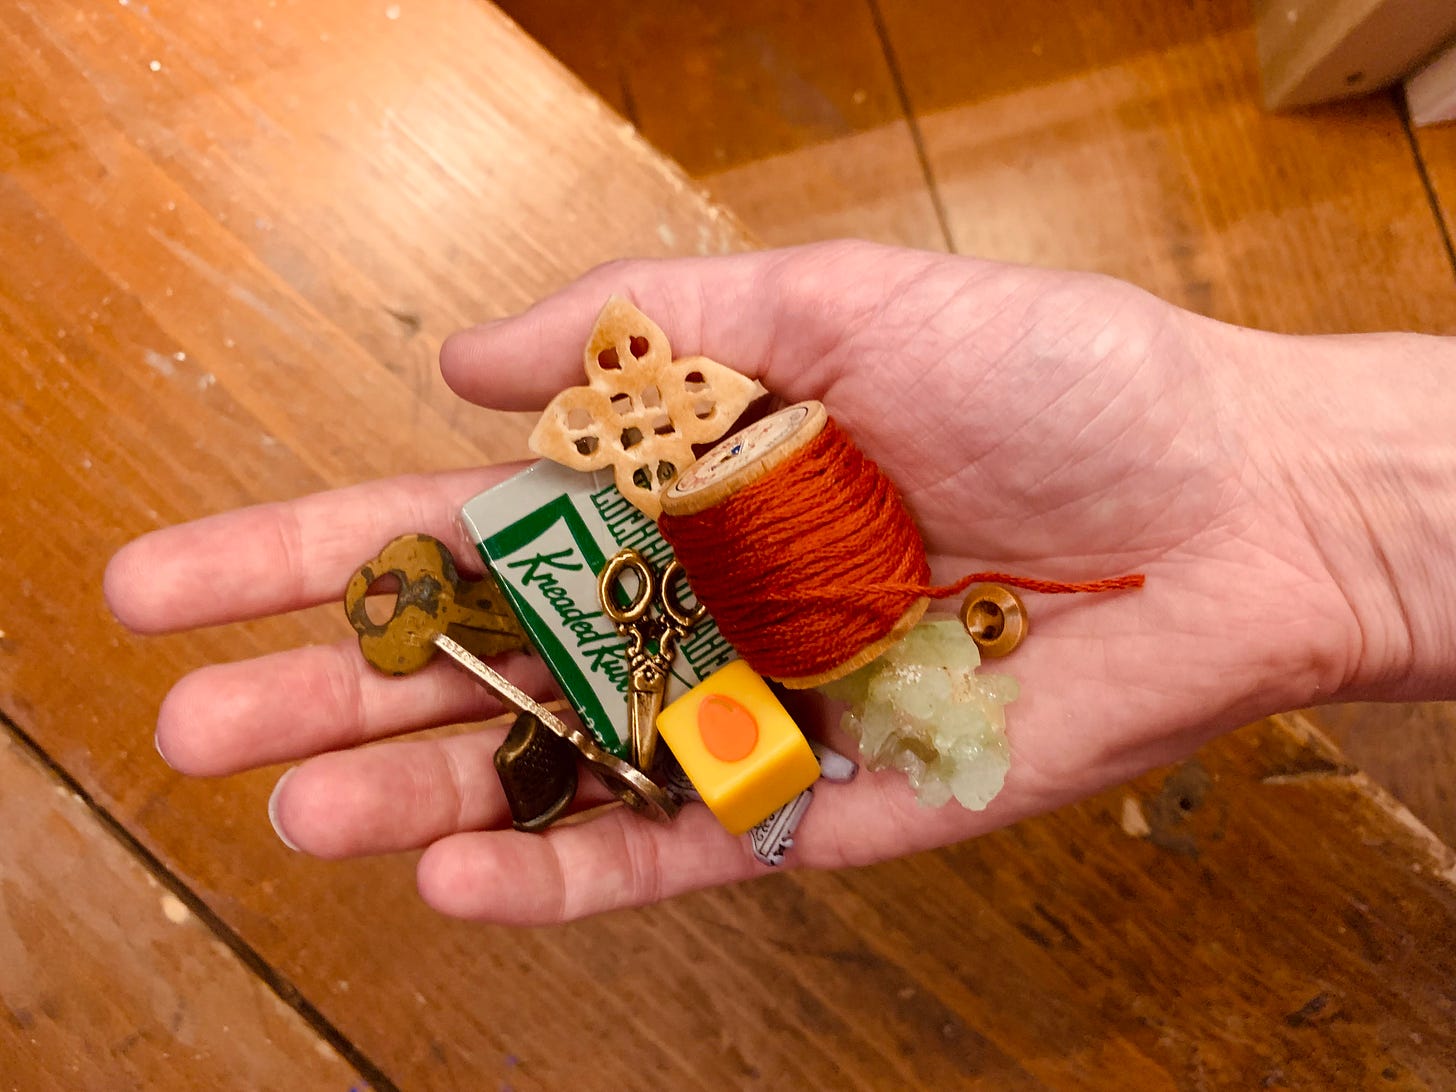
[819,619,1017,810]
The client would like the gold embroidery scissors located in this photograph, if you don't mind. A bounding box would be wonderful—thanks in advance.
[598,547,707,774]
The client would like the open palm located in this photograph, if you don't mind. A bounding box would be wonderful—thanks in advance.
[106,242,1356,924]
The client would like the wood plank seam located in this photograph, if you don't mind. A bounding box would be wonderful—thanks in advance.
[1277,711,1456,881]
[1396,89,1456,277]
[864,0,956,252]
[0,709,402,1092]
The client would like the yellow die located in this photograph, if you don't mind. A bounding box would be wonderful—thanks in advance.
[656,660,820,835]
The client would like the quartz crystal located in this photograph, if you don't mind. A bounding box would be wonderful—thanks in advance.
[818,619,1017,810]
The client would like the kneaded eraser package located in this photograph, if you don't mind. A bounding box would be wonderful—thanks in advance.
[459,461,735,758]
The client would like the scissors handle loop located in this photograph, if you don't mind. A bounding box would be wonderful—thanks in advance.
[599,549,658,625]
[658,560,708,633]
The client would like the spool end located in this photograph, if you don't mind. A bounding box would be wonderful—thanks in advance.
[774,598,930,690]
[663,401,827,517]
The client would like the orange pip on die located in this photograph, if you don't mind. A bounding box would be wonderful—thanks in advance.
[656,660,820,835]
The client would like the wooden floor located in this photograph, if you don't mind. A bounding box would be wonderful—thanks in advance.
[501,0,1456,847]
[5,1,1456,1088]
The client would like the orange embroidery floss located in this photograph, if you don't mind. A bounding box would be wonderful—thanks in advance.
[657,401,1144,688]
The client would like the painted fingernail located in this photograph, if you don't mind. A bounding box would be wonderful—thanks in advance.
[268,768,302,852]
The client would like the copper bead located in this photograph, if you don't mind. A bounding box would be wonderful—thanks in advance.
[959,584,1027,658]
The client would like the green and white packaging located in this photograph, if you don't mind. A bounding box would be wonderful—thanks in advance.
[459,461,737,759]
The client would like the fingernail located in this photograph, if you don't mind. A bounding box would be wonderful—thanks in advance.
[153,730,173,768]
[268,768,302,852]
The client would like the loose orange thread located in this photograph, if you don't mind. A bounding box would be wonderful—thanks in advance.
[657,418,1144,680]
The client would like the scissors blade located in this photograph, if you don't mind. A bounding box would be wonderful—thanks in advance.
[628,684,666,775]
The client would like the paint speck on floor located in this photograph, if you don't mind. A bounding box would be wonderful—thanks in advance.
[160,893,190,924]
[1120,795,1150,838]
[143,349,177,377]
[148,59,161,72]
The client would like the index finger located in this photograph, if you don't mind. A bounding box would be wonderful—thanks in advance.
[105,465,524,634]
[439,252,778,413]
[437,242,926,413]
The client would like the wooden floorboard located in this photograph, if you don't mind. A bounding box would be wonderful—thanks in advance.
[0,731,362,1091]
[1315,702,1456,847]
[498,0,946,247]
[874,0,1456,333]
[5,0,1456,1086]
[1411,120,1456,271]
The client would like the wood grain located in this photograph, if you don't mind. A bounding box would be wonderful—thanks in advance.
[497,0,947,248]
[876,0,1456,335]
[0,731,361,1091]
[1413,121,1456,244]
[3,0,1456,1087]
[1315,702,1456,847]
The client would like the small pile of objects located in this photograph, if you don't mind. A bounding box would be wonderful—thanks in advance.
[345,299,1134,865]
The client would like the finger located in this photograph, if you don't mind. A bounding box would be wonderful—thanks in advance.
[267,730,615,859]
[415,804,762,925]
[438,241,913,412]
[414,746,1063,924]
[440,252,776,411]
[155,639,557,776]
[105,465,523,634]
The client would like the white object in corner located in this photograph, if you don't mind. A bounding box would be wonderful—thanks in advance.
[1408,38,1456,127]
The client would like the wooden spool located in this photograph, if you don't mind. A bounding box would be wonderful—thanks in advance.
[663,401,928,689]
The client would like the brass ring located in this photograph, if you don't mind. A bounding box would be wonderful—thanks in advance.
[959,583,1027,658]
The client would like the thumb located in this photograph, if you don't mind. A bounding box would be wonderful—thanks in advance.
[438,241,899,411]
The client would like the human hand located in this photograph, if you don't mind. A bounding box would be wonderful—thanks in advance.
[105,241,1454,924]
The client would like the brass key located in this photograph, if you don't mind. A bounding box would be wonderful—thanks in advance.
[344,533,527,674]
[345,534,677,827]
